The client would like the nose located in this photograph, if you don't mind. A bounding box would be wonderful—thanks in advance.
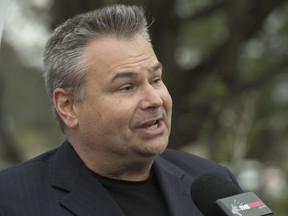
[139,83,163,110]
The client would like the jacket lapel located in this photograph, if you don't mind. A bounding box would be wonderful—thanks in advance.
[50,141,125,216]
[154,156,202,216]
[50,142,201,216]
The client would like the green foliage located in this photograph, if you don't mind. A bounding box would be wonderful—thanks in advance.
[1,0,288,214]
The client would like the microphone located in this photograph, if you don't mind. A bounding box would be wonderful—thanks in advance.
[191,171,274,216]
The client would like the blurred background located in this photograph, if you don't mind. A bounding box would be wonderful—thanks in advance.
[0,0,288,214]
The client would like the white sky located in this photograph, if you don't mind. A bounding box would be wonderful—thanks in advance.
[2,0,51,67]
[0,0,11,44]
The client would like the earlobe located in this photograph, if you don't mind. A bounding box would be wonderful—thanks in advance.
[53,88,79,128]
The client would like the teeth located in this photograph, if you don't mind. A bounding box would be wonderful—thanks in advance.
[146,123,158,131]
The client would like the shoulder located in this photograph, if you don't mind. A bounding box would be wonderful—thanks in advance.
[160,148,219,168]
[0,148,58,187]
[159,148,236,180]
[0,147,62,215]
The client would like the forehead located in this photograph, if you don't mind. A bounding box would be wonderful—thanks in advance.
[84,35,159,78]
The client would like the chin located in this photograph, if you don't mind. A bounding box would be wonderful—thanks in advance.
[140,141,168,157]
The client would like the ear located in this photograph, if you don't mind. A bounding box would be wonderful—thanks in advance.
[53,88,79,129]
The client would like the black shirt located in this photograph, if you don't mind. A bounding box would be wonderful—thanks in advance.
[94,172,170,216]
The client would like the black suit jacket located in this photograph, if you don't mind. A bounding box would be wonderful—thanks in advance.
[0,141,240,216]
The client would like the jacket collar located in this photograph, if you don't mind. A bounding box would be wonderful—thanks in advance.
[50,141,125,216]
[50,141,197,216]
[154,156,199,216]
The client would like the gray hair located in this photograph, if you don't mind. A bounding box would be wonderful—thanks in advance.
[43,4,152,132]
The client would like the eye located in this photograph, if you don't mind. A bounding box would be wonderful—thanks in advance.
[152,77,162,85]
[119,84,134,92]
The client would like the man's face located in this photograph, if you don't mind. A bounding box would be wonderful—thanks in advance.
[73,34,172,160]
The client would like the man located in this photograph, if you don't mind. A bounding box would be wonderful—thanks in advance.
[0,5,241,216]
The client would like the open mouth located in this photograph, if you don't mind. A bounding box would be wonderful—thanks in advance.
[141,119,161,131]
[137,119,165,138]
[144,121,159,131]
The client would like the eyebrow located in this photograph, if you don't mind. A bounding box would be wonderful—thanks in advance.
[149,62,162,73]
[110,62,163,82]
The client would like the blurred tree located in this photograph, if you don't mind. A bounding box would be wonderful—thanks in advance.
[2,0,288,164]
[1,0,288,214]
[0,67,23,165]
[50,0,288,164]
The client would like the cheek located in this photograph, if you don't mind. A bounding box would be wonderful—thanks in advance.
[75,99,103,128]
[162,90,173,113]
[99,100,134,127]
[167,93,173,108]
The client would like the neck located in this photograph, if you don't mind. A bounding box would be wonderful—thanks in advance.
[93,160,154,181]
[70,140,155,181]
